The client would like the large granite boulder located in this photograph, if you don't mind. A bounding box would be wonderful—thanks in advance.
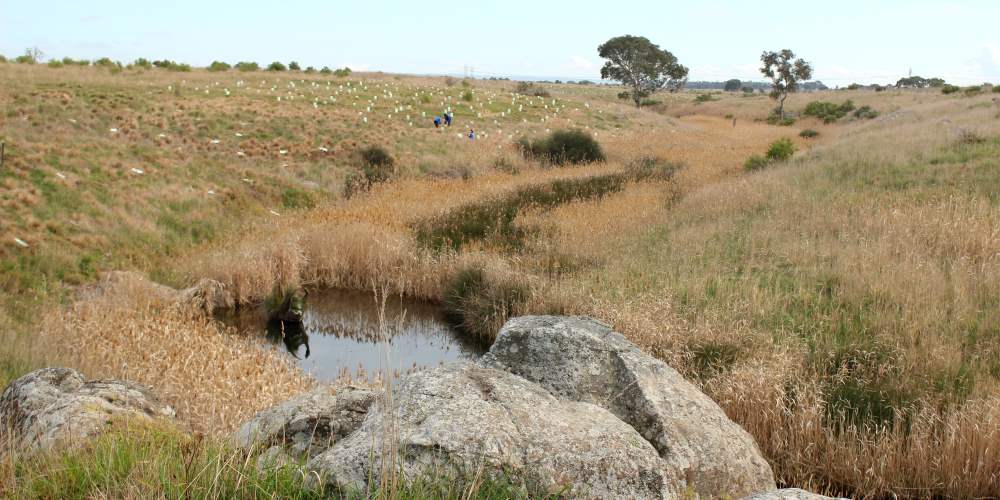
[233,385,378,464]
[0,367,176,451]
[233,315,779,498]
[480,315,776,498]
[307,363,677,499]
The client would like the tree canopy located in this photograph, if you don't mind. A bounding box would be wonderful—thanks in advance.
[760,49,813,118]
[598,35,688,108]
[724,79,742,92]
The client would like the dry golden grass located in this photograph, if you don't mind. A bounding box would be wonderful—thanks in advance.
[38,274,313,434]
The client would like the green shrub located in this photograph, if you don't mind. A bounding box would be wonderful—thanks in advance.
[95,57,116,67]
[994,85,1000,93]
[235,61,259,72]
[766,138,796,162]
[767,114,796,126]
[641,98,662,107]
[64,57,89,66]
[345,146,395,198]
[799,129,819,138]
[694,93,717,103]
[0,55,6,63]
[847,83,860,90]
[288,61,300,71]
[443,267,529,344]
[14,55,35,64]
[461,79,471,88]
[47,60,64,68]
[462,90,474,102]
[743,154,769,172]
[333,67,351,77]
[941,84,961,95]
[207,61,231,72]
[964,86,982,96]
[133,58,152,69]
[319,66,332,75]
[803,100,856,123]
[281,188,316,210]
[853,105,879,120]
[304,66,316,74]
[514,81,550,97]
[267,61,287,71]
[516,129,605,166]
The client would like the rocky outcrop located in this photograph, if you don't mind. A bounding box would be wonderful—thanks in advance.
[308,363,678,499]
[0,367,176,451]
[481,315,776,498]
[233,385,378,464]
[233,315,779,498]
[743,488,848,500]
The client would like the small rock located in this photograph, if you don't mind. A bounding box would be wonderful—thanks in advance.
[232,386,378,460]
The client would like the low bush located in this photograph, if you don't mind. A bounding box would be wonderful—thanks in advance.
[333,67,351,77]
[941,84,961,95]
[442,267,529,344]
[462,90,474,102]
[694,93,718,103]
[267,61,287,71]
[14,55,35,64]
[344,146,395,198]
[46,60,63,68]
[0,55,6,63]
[799,129,820,138]
[288,61,301,71]
[767,114,796,126]
[766,137,796,161]
[235,61,259,72]
[516,129,605,166]
[994,85,1000,93]
[514,81,550,97]
[803,100,856,123]
[853,105,879,119]
[95,57,116,67]
[319,66,332,75]
[133,58,152,69]
[281,188,316,210]
[304,66,315,74]
[964,86,982,96]
[207,61,230,72]
[743,154,769,171]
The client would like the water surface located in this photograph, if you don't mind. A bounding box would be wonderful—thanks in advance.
[221,289,485,382]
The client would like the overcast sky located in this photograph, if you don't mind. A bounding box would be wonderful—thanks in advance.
[3,0,999,85]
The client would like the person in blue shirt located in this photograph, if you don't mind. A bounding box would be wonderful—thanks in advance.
[444,112,452,127]
[433,116,441,128]
[468,128,475,140]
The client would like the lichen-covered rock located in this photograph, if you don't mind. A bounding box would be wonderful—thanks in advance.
[481,315,776,498]
[742,488,848,500]
[308,363,677,499]
[232,385,378,460]
[0,367,176,451]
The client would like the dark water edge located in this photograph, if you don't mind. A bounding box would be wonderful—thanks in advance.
[217,288,486,383]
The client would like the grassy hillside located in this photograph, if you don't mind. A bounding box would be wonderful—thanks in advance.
[3,60,1000,497]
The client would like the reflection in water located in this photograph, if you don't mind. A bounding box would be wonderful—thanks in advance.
[221,289,485,382]
[266,319,310,359]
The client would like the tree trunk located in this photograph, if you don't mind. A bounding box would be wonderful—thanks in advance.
[779,95,787,119]
[634,89,642,108]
